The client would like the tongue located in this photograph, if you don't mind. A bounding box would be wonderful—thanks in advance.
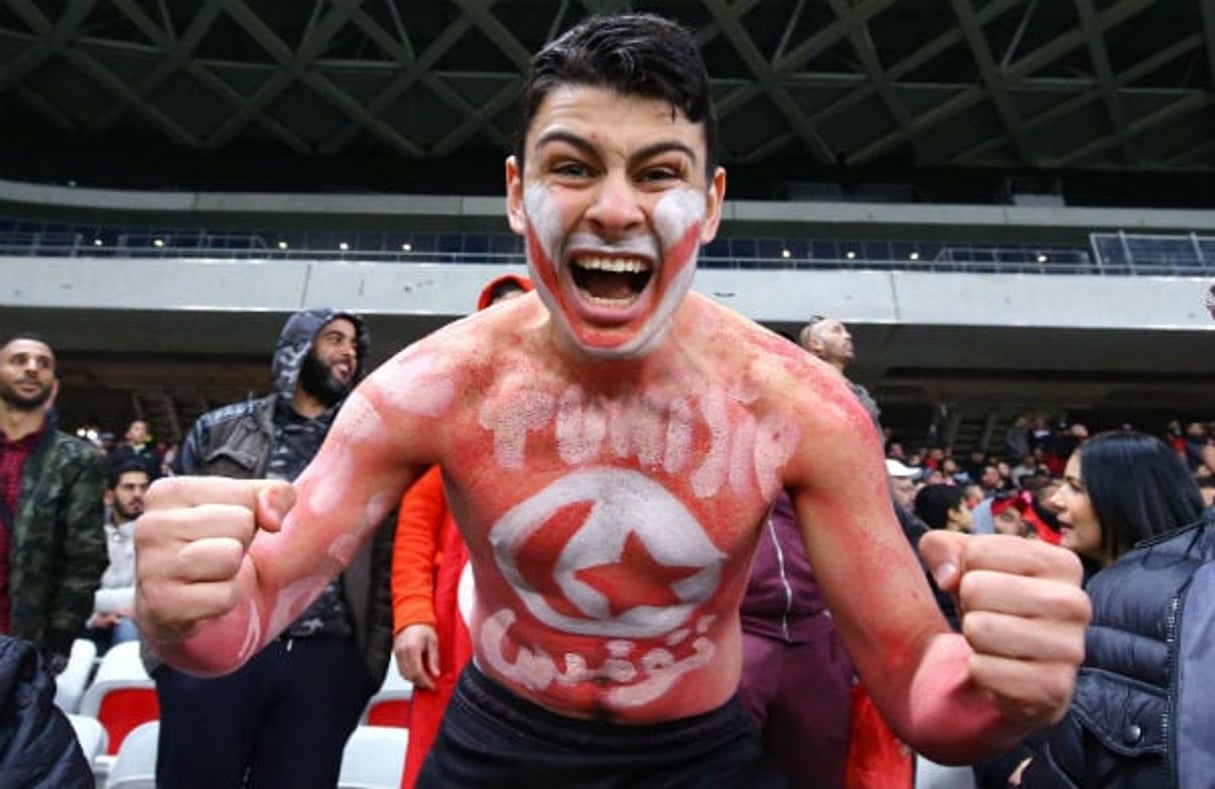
[581,270,635,301]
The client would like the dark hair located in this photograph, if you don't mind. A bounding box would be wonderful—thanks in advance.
[515,13,718,176]
[108,460,150,490]
[1,331,53,352]
[1077,430,1205,560]
[913,484,966,531]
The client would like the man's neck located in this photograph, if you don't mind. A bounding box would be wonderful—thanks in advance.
[290,389,328,420]
[0,404,46,442]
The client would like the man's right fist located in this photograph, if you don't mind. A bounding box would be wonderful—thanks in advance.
[135,476,292,644]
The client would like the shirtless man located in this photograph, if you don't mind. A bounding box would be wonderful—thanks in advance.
[136,13,1090,786]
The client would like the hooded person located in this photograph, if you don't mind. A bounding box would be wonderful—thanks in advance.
[391,274,532,788]
[152,308,396,789]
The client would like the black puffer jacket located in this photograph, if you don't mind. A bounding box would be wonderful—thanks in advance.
[0,635,93,788]
[1023,515,1215,788]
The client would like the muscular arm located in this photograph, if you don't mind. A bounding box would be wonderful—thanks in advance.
[144,370,440,676]
[791,393,1086,763]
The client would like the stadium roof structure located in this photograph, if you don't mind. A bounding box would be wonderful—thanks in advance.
[1,0,1213,204]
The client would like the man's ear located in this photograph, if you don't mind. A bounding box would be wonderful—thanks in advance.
[699,166,727,244]
[505,156,526,236]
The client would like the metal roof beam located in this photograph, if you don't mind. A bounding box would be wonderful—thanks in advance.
[825,0,920,158]
[714,0,891,117]
[948,0,1032,163]
[703,0,835,164]
[1073,0,1134,163]
[0,0,98,93]
[1053,92,1213,166]
[1202,0,1215,90]
[319,10,472,155]
[209,0,431,158]
[846,0,1152,165]
[954,32,1202,163]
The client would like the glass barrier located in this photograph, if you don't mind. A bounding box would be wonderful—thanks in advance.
[2,218,1211,275]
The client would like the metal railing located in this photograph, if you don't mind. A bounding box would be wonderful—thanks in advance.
[3,224,1213,276]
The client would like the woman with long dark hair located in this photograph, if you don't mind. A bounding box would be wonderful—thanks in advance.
[1019,430,1212,787]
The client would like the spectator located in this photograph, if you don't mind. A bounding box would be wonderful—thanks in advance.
[914,484,973,533]
[84,461,147,654]
[1004,414,1031,464]
[799,315,880,428]
[0,333,106,673]
[737,323,857,788]
[1019,430,1211,786]
[886,458,920,512]
[151,309,395,788]
[107,419,160,480]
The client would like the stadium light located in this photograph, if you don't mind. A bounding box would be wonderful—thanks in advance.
[909,251,919,260]
[278,241,288,250]
[781,249,791,259]
[339,242,350,251]
[845,250,856,260]
[93,239,103,246]
[1037,253,1049,263]
[401,243,412,251]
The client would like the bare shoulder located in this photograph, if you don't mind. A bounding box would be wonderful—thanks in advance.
[679,297,883,490]
[355,294,548,415]
[681,295,859,420]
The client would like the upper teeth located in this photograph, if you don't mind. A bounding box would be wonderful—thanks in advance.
[576,257,650,273]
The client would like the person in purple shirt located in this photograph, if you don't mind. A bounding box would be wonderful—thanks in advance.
[738,488,854,787]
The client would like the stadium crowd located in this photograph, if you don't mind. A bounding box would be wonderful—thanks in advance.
[2,11,1212,789]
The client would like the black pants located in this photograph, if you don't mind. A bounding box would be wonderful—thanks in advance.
[154,637,374,788]
[418,664,784,788]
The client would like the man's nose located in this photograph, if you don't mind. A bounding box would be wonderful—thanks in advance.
[585,173,644,236]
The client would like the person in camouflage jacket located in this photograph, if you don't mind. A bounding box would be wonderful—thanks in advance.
[0,334,107,671]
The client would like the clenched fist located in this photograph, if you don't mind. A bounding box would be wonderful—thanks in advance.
[135,476,293,645]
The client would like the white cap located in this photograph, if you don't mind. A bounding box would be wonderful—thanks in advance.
[885,458,920,479]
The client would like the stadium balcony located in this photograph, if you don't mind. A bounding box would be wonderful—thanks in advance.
[1,178,1213,450]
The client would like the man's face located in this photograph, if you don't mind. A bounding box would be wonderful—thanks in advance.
[297,317,359,407]
[506,84,725,359]
[126,420,149,445]
[313,318,359,388]
[0,338,55,412]
[111,470,149,522]
[807,320,854,366]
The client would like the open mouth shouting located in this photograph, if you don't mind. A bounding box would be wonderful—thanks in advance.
[521,185,709,359]
[571,255,653,308]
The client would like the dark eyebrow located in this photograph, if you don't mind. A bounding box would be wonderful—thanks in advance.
[534,131,698,169]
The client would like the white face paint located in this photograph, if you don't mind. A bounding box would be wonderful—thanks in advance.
[487,468,725,638]
[523,185,707,360]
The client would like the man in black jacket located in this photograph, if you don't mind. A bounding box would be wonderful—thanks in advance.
[152,309,394,789]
